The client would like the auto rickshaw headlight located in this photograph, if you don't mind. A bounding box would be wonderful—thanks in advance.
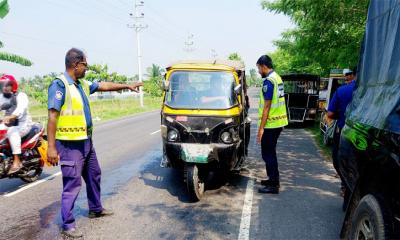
[167,130,179,142]
[221,131,233,144]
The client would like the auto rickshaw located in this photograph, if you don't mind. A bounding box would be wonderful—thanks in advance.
[282,74,320,124]
[160,60,251,201]
[319,69,347,145]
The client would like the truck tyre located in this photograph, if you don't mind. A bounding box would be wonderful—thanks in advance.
[350,194,390,240]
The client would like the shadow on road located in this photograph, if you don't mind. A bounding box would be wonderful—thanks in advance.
[139,158,251,204]
[0,172,55,195]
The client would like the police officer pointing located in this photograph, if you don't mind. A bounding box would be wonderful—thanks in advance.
[47,48,142,238]
[256,55,288,194]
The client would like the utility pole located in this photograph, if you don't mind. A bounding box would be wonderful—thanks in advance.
[183,34,195,59]
[211,49,218,60]
[128,0,147,107]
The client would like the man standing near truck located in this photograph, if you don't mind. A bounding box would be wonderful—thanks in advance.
[328,67,356,194]
[256,55,288,194]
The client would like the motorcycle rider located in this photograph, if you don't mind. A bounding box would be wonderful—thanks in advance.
[0,74,33,174]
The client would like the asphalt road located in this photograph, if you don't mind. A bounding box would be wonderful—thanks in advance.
[0,88,344,240]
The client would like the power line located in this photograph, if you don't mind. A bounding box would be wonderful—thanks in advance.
[0,31,133,57]
[145,3,190,34]
[145,16,185,42]
[83,0,128,23]
[43,0,126,25]
[97,0,129,12]
[116,0,131,9]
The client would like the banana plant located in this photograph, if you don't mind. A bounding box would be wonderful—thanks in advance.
[0,0,32,66]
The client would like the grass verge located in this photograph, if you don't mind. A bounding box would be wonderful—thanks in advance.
[306,121,333,159]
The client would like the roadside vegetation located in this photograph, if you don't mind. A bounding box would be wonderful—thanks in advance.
[262,0,369,76]
[20,63,163,125]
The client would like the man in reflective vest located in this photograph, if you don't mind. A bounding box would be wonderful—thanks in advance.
[256,55,288,194]
[47,48,143,239]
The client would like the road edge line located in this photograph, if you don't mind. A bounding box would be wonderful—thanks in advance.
[4,171,62,198]
[238,178,255,240]
[150,130,161,135]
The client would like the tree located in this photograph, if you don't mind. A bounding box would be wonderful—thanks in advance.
[247,68,262,87]
[0,0,32,66]
[145,64,162,79]
[19,64,138,104]
[84,64,130,83]
[19,73,58,104]
[228,52,243,62]
[143,64,163,97]
[262,0,369,76]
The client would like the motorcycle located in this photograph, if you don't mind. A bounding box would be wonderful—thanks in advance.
[0,122,47,183]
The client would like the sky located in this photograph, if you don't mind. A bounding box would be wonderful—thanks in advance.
[0,0,292,79]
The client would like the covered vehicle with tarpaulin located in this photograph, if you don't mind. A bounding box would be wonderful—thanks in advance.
[338,0,400,239]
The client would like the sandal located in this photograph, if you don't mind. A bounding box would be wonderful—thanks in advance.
[8,165,23,175]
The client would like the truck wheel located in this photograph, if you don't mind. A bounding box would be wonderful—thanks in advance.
[350,194,390,240]
[185,164,205,202]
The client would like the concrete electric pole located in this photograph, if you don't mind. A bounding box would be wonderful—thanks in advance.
[184,34,195,59]
[128,0,147,107]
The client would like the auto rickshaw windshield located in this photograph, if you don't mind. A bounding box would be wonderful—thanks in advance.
[165,71,237,109]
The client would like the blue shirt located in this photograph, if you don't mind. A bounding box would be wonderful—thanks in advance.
[328,80,356,128]
[262,71,275,101]
[48,72,99,128]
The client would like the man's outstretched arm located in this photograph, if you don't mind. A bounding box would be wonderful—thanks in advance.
[97,82,143,92]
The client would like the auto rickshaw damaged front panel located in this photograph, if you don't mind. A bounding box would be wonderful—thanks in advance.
[161,114,244,166]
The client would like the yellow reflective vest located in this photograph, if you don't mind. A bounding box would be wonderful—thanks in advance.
[258,71,288,129]
[55,74,91,140]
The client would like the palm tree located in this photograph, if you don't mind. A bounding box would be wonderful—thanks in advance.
[0,0,32,66]
[145,64,162,79]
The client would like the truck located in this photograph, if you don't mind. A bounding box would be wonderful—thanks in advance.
[338,1,400,239]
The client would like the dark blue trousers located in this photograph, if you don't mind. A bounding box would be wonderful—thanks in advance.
[261,127,283,182]
[56,138,103,230]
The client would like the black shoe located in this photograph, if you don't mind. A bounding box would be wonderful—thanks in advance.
[88,209,114,219]
[61,227,83,239]
[260,179,280,188]
[258,185,279,194]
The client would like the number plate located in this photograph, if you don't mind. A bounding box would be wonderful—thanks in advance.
[181,144,211,163]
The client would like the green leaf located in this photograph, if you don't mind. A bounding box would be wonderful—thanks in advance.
[0,0,9,19]
[0,51,33,66]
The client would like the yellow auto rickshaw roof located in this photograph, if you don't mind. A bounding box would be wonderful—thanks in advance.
[166,59,245,72]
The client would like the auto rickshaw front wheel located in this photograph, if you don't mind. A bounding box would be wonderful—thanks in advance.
[184,164,205,201]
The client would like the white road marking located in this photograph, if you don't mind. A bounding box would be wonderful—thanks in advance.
[4,171,62,198]
[238,178,255,240]
[150,130,161,135]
